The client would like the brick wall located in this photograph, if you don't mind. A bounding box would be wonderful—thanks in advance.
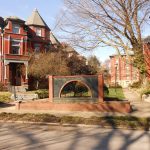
[143,43,150,79]
[16,101,132,113]
[110,55,139,87]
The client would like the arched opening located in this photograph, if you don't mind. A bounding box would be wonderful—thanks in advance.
[60,80,92,98]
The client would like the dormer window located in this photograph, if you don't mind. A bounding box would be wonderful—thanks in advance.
[12,24,20,34]
[36,28,42,36]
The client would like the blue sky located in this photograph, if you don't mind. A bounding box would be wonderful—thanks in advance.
[0,0,149,62]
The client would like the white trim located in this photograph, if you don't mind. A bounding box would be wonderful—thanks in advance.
[4,65,7,79]
[4,60,28,66]
[25,65,28,79]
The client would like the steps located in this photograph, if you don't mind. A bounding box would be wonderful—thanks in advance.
[8,86,28,93]
[11,93,38,101]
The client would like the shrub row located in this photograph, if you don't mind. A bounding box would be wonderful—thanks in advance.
[0,92,12,103]
[129,81,141,88]
[35,89,49,99]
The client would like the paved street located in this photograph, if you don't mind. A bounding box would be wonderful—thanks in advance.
[0,123,150,150]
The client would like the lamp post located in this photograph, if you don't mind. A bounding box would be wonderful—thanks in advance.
[0,18,5,83]
[115,61,118,93]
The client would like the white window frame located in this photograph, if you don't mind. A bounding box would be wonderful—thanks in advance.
[11,39,21,55]
[12,24,20,34]
[34,44,40,53]
[36,28,42,36]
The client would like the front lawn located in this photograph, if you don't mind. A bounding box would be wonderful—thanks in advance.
[104,87,125,100]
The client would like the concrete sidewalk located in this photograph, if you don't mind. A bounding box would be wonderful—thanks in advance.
[123,88,150,117]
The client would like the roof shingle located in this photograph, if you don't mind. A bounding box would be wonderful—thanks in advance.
[26,8,50,29]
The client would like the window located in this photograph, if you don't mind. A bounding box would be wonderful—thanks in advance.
[11,40,20,54]
[46,31,50,39]
[12,24,20,34]
[44,45,50,53]
[36,28,42,36]
[34,44,40,53]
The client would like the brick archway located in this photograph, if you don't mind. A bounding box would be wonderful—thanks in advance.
[59,80,93,98]
[49,75,104,102]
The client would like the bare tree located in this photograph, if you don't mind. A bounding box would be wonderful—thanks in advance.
[87,55,101,73]
[58,0,150,74]
[28,51,69,89]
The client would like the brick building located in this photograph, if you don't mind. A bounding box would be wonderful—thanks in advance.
[109,54,140,88]
[0,9,56,90]
[110,36,150,88]
[143,36,150,79]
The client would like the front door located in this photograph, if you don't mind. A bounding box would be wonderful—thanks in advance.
[9,63,22,86]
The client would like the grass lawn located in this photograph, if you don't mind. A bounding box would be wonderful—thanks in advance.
[104,87,125,100]
[0,112,149,130]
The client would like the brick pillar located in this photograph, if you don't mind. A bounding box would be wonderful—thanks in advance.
[49,75,53,102]
[98,74,104,102]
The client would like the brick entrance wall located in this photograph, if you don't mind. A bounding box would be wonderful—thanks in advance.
[49,75,104,102]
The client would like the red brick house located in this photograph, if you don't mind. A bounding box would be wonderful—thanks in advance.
[143,36,150,79]
[110,36,150,87]
[0,9,54,90]
[109,54,140,88]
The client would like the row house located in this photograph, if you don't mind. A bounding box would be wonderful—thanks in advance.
[0,9,52,90]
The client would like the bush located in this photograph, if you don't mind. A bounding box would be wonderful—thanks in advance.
[35,89,49,99]
[141,89,150,96]
[130,81,141,88]
[0,92,12,103]
[0,82,7,91]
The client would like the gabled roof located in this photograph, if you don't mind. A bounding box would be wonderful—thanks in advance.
[5,16,25,23]
[61,43,78,54]
[26,8,50,30]
[50,32,60,45]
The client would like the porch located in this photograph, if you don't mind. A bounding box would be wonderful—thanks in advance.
[3,60,28,91]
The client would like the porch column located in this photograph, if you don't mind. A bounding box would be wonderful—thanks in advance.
[4,65,7,79]
[4,61,9,85]
[25,65,28,80]
[24,62,28,81]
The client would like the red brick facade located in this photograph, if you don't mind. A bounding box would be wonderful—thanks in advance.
[0,9,53,89]
[16,101,131,113]
[109,55,140,87]
[110,38,150,87]
[143,42,150,79]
